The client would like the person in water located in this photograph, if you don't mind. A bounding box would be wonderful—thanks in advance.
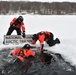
[11,44,36,62]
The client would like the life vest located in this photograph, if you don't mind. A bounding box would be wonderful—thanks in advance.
[17,49,35,58]
[38,31,51,41]
[18,49,26,58]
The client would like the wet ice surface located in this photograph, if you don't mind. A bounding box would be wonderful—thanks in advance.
[0,48,76,75]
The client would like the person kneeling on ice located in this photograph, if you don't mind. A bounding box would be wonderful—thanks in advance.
[31,31,60,52]
[11,44,35,62]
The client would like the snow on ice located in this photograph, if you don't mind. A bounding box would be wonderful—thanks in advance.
[0,15,76,66]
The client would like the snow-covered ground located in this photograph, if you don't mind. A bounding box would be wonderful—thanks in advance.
[0,15,76,66]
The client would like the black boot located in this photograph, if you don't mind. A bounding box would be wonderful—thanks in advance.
[55,38,60,44]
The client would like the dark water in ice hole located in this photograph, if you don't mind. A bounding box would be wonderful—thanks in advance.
[0,48,76,75]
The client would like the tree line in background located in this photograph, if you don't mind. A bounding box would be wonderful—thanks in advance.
[0,1,76,15]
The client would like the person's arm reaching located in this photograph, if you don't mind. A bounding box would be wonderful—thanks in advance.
[39,43,44,52]
[21,22,26,38]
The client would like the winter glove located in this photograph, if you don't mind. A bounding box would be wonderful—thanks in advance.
[10,53,13,56]
[22,31,26,38]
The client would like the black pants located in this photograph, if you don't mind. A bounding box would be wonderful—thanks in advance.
[6,26,21,35]
[47,33,56,46]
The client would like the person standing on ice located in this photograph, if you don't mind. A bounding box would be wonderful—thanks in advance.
[31,31,60,52]
[6,16,26,38]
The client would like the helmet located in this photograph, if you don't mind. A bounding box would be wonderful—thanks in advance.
[17,16,23,23]
[32,34,38,41]
[23,44,30,50]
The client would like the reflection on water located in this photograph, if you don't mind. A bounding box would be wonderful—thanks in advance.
[0,48,76,75]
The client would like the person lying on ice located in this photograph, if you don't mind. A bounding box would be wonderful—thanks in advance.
[11,44,36,62]
[31,31,60,52]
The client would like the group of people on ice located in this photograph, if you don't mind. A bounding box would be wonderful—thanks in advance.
[5,15,60,63]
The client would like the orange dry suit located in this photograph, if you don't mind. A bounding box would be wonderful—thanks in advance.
[31,31,51,51]
[31,31,60,52]
[11,48,35,62]
[10,17,25,32]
